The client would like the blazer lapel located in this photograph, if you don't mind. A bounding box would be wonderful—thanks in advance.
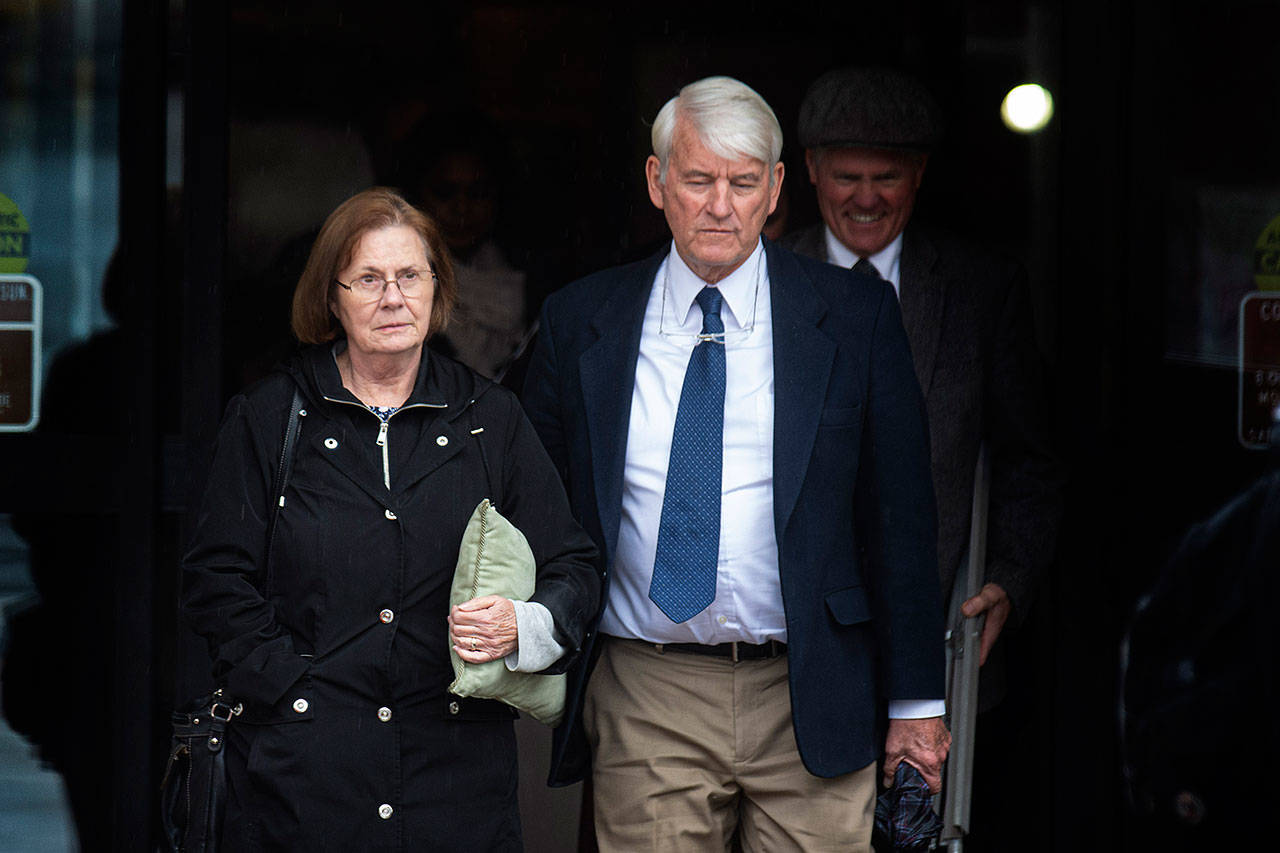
[898,227,945,396]
[579,251,664,563]
[768,243,836,537]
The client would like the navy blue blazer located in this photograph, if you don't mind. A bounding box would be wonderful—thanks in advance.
[523,240,945,784]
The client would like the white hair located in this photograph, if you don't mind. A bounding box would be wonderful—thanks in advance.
[651,76,784,186]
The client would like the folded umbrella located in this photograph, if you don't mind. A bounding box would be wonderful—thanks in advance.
[874,761,943,851]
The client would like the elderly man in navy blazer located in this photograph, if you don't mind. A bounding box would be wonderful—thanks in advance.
[523,75,948,851]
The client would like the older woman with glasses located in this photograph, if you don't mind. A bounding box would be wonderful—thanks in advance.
[181,187,598,851]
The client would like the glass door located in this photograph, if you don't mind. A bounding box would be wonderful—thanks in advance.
[0,1,174,848]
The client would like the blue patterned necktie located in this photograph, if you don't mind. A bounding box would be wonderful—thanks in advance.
[649,286,725,623]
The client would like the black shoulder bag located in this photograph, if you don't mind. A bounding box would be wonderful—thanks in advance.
[161,387,305,853]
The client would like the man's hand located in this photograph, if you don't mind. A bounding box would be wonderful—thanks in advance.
[883,716,951,793]
[960,582,1011,666]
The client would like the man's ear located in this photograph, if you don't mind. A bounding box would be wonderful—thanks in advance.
[645,155,665,210]
[768,161,785,216]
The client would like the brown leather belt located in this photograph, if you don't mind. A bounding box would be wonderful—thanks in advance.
[650,640,787,662]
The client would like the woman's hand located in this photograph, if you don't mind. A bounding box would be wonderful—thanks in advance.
[449,595,518,663]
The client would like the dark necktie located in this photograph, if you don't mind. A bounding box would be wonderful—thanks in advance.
[649,287,725,623]
[853,257,882,280]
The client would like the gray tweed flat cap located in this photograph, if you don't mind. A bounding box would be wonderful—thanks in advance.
[798,67,942,151]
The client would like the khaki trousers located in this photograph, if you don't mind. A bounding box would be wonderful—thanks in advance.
[584,637,875,852]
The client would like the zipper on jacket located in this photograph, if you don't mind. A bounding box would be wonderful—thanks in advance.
[376,421,390,489]
[321,395,447,492]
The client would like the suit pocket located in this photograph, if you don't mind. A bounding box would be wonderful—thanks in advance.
[819,405,861,428]
[825,585,872,625]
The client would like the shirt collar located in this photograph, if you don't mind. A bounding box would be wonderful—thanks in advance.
[664,239,765,331]
[823,226,905,292]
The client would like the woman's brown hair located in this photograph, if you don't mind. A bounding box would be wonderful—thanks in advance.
[290,187,457,344]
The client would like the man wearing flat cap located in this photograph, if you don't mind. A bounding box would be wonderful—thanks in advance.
[784,66,1061,713]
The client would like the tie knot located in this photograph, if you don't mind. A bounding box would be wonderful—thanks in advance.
[696,286,723,317]
[853,257,882,280]
[695,287,724,336]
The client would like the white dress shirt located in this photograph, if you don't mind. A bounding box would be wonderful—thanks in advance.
[825,226,904,296]
[603,240,783,645]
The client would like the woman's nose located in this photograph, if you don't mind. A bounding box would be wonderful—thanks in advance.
[380,278,408,305]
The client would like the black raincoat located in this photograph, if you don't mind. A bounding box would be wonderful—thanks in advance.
[182,344,599,851]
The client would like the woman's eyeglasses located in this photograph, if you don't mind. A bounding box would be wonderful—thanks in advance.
[334,268,436,302]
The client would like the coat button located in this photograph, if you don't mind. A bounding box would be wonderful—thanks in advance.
[448,700,460,715]
[436,435,448,446]
[379,609,394,624]
[384,509,397,520]
[377,706,392,722]
[378,803,393,820]
[292,698,308,713]
[324,437,338,449]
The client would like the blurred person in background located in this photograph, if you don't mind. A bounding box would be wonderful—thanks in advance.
[398,115,535,382]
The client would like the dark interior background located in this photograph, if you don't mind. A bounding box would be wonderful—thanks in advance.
[1,0,1277,848]
[210,3,1280,848]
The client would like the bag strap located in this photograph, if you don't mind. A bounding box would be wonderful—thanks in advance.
[264,387,305,583]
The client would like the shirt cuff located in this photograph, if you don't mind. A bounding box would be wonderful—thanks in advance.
[888,699,947,719]
[504,600,568,673]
